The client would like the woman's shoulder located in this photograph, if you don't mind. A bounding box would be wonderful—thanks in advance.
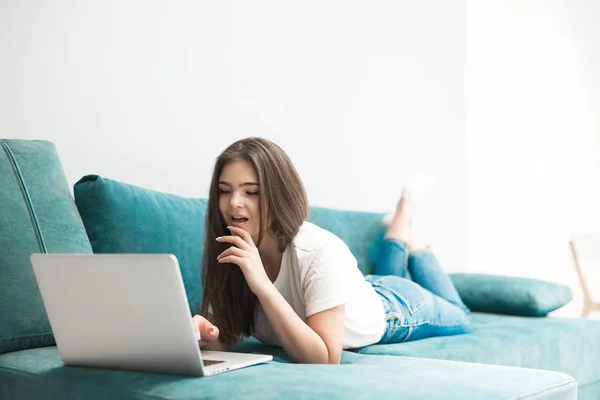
[289,221,357,277]
[292,221,350,255]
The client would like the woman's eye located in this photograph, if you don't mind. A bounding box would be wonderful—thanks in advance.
[218,189,231,194]
[247,191,259,196]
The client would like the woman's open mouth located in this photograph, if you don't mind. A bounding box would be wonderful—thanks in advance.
[231,216,249,226]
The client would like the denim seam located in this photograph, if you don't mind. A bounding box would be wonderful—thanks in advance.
[369,277,428,315]
[383,319,408,343]
[384,323,411,343]
[407,321,471,329]
[381,300,391,314]
[406,325,413,340]
[386,312,404,321]
[382,238,409,249]
[401,321,471,342]
[407,249,432,258]
[386,285,428,315]
[371,277,385,287]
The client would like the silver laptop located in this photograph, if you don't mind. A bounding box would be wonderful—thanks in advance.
[30,253,272,377]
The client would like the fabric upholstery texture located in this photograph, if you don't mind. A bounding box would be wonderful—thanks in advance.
[578,381,600,400]
[357,312,600,389]
[0,346,577,400]
[449,273,573,316]
[73,175,207,314]
[0,139,92,355]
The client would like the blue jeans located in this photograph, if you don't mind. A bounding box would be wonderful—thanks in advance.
[366,239,471,344]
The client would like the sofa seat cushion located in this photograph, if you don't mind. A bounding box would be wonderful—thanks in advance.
[0,346,576,400]
[357,312,600,389]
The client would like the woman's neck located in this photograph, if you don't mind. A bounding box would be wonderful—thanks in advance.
[258,233,283,283]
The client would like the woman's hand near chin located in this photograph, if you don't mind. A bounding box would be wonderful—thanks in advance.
[216,226,275,298]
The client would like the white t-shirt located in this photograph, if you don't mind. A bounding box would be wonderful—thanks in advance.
[252,221,386,349]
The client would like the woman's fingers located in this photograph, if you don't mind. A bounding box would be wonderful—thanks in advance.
[216,226,256,249]
[216,234,247,249]
[226,226,254,245]
[217,246,245,261]
[218,255,245,268]
[192,315,220,343]
[201,324,220,342]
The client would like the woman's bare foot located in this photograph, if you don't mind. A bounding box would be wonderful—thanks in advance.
[382,173,436,228]
[383,173,436,244]
[395,196,415,222]
[384,196,414,242]
[385,198,429,252]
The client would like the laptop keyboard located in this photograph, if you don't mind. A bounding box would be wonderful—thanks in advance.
[203,359,225,366]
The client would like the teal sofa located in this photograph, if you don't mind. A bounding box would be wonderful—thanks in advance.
[1,139,599,399]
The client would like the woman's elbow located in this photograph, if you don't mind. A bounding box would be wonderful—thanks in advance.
[296,351,340,364]
[307,357,339,365]
[327,350,342,364]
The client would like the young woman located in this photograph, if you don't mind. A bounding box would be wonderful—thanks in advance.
[192,137,470,364]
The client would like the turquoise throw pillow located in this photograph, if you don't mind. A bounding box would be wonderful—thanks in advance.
[73,175,207,314]
[449,273,573,317]
[0,139,92,354]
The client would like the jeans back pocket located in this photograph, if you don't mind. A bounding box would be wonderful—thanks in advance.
[369,275,429,315]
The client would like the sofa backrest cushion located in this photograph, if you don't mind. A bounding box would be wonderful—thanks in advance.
[74,175,207,314]
[73,176,389,311]
[0,139,93,355]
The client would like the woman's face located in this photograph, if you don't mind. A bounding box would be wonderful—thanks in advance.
[218,160,262,242]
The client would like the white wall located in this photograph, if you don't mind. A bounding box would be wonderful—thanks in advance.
[466,0,600,316]
[0,1,467,271]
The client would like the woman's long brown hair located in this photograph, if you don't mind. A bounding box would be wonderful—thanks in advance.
[200,137,308,345]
